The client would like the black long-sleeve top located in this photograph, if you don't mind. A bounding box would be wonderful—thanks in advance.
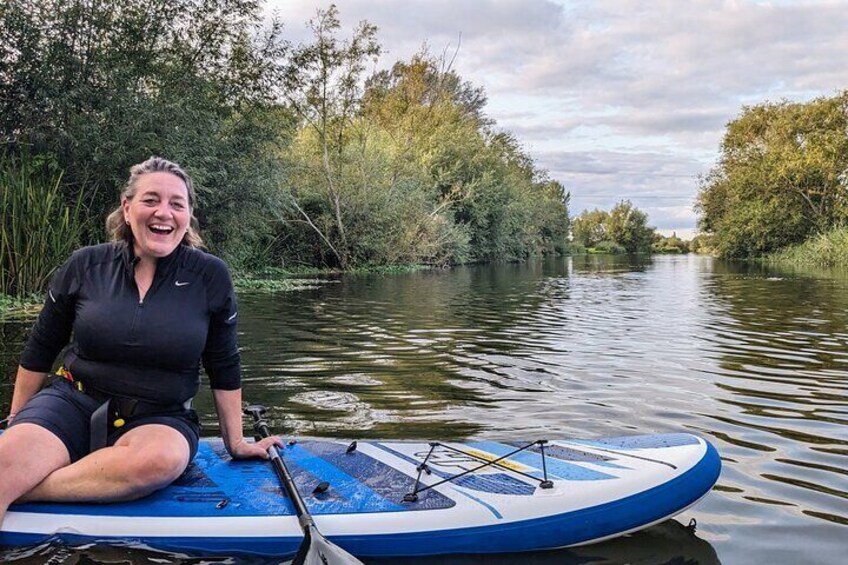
[20,242,241,405]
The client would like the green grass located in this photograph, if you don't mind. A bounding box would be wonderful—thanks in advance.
[234,263,432,293]
[232,276,310,292]
[768,227,848,268]
[345,264,431,275]
[0,293,43,319]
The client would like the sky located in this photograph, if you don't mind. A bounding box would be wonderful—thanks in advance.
[267,0,848,238]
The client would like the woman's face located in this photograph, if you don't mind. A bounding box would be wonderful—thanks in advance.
[123,172,191,261]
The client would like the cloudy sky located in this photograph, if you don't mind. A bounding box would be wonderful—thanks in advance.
[268,0,848,238]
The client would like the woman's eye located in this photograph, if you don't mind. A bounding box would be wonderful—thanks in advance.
[143,199,157,205]
[173,202,185,210]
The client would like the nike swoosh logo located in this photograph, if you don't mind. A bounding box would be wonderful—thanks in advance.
[175,281,190,287]
[49,289,56,303]
[227,312,238,321]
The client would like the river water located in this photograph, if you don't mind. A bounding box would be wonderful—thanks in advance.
[1,254,846,564]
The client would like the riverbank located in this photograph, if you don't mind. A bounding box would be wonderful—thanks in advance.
[767,226,848,268]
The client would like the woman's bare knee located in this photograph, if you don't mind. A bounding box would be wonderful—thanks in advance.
[0,424,70,506]
[117,426,190,496]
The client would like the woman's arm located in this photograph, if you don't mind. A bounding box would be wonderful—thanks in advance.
[212,388,281,459]
[8,366,49,423]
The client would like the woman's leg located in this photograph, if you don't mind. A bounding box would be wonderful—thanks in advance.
[0,423,70,526]
[20,424,190,503]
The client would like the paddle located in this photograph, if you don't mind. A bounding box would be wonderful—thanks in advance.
[245,405,364,565]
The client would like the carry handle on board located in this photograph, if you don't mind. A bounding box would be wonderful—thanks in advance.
[244,404,364,565]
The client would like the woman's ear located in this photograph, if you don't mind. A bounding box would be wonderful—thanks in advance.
[122,197,130,224]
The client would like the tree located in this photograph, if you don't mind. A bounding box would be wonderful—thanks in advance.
[697,92,848,258]
[571,209,609,247]
[0,0,290,266]
[278,4,381,268]
[279,33,570,267]
[604,200,654,253]
[652,232,689,254]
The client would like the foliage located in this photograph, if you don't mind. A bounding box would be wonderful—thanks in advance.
[2,1,573,283]
[652,233,689,254]
[0,293,43,319]
[571,209,609,247]
[697,92,848,258]
[563,242,588,255]
[274,18,569,268]
[604,200,654,253]
[767,226,848,268]
[271,4,382,269]
[571,201,654,253]
[590,240,626,254]
[0,153,83,297]
[689,234,716,254]
[0,0,291,268]
[232,276,307,292]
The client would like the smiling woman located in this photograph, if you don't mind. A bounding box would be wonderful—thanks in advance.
[0,156,282,531]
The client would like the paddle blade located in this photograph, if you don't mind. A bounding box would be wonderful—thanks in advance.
[291,525,363,565]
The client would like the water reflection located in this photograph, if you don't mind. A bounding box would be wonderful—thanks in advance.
[0,520,719,565]
[698,260,848,529]
[1,254,847,563]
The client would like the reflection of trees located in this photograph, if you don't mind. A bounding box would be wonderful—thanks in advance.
[230,263,568,438]
[702,259,848,529]
[705,260,848,375]
[569,253,654,274]
[223,255,661,439]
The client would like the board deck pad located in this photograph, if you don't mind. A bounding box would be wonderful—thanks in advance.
[0,433,721,558]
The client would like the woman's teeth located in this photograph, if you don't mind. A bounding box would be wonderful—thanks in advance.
[149,225,174,234]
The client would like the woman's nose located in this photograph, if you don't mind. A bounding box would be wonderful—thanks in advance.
[153,203,172,218]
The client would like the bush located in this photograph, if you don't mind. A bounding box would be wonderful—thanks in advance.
[564,242,587,255]
[590,240,627,254]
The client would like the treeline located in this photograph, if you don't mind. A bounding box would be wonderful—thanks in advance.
[569,200,687,254]
[697,91,848,258]
[0,1,570,297]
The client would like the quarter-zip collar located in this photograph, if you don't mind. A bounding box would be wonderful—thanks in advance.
[119,240,185,278]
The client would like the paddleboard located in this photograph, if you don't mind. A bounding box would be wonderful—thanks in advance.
[0,432,720,557]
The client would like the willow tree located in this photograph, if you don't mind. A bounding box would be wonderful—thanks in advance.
[276,4,381,268]
[364,55,570,262]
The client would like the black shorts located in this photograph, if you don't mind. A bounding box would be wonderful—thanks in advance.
[10,378,200,464]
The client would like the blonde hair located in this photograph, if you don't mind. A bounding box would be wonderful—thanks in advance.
[106,156,203,248]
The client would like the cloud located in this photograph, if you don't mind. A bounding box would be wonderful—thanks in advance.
[537,149,704,231]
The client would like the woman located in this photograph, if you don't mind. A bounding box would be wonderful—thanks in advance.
[0,157,280,527]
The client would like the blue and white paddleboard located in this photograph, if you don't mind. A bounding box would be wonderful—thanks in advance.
[0,433,720,557]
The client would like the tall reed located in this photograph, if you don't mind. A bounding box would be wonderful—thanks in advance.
[768,226,848,268]
[0,153,84,297]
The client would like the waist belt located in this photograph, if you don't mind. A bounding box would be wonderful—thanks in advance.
[57,367,192,452]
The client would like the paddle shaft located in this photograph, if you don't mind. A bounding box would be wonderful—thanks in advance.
[254,418,315,530]
[246,405,365,565]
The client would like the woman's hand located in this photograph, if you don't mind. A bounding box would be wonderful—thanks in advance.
[226,435,284,460]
